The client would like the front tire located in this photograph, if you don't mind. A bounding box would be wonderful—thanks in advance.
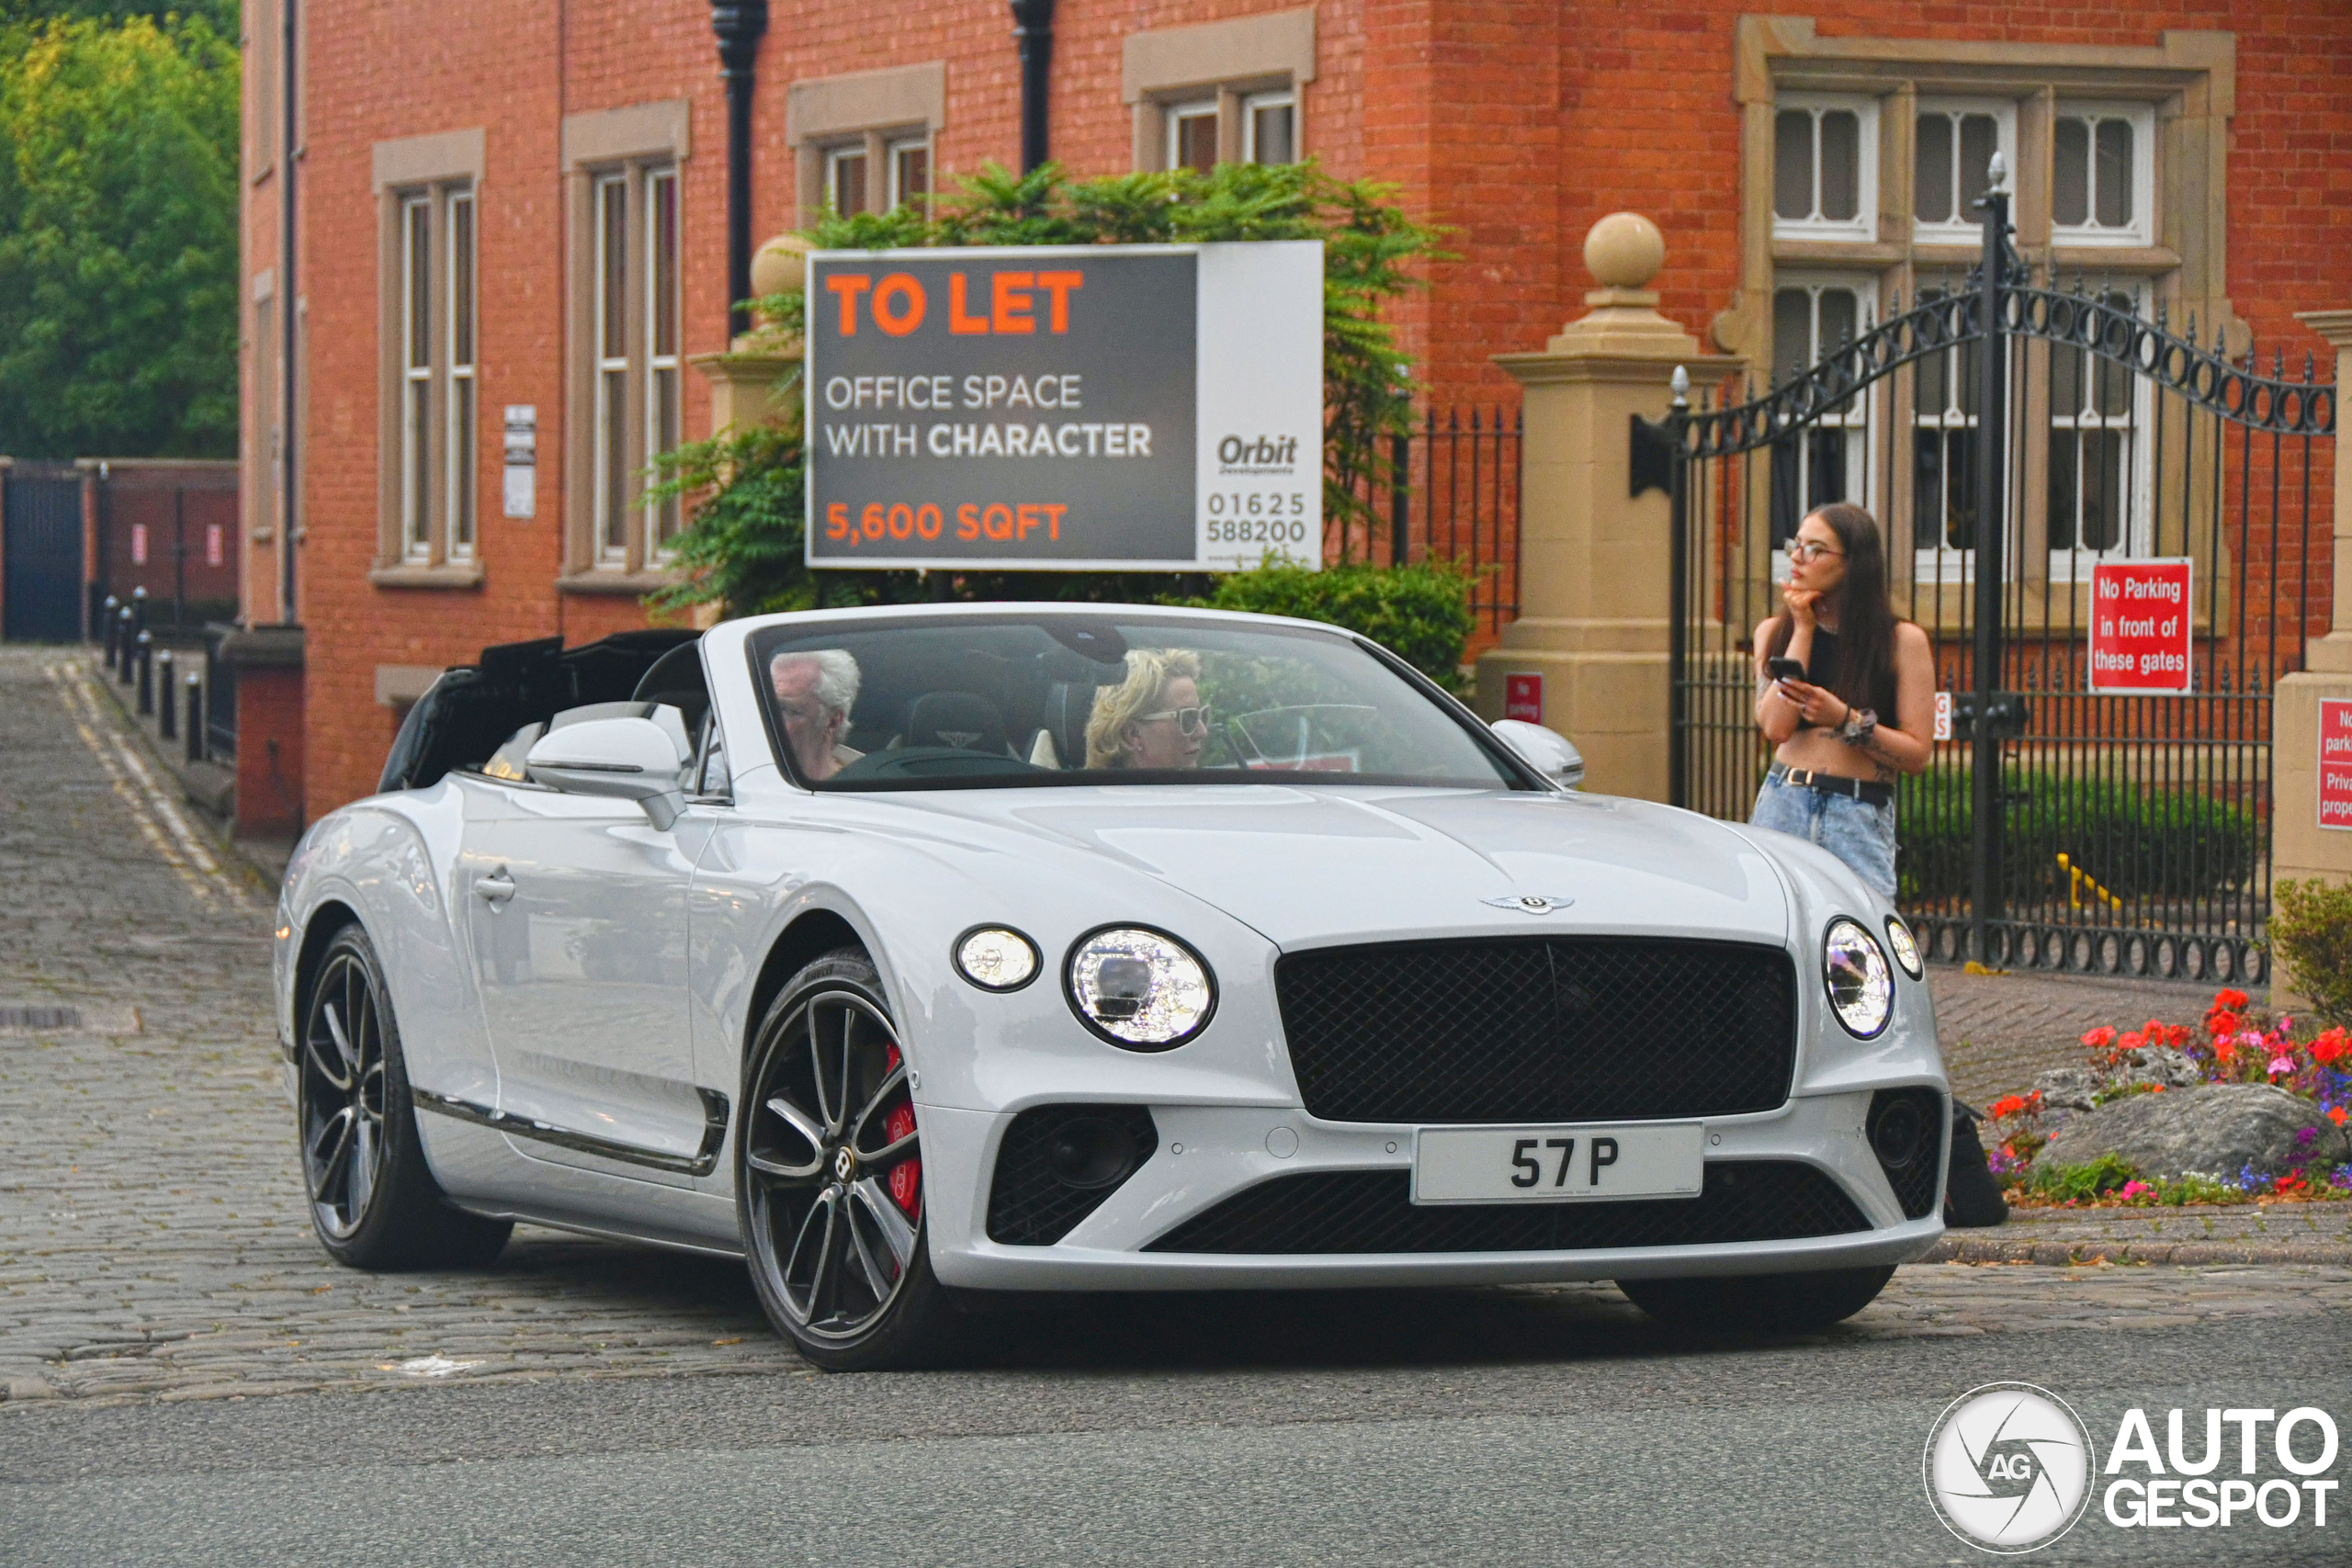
[1614,1265,1894,1331]
[297,923,512,1269]
[739,948,961,1371]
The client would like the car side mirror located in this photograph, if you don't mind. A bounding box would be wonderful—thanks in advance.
[1490,718,1585,790]
[525,716,687,829]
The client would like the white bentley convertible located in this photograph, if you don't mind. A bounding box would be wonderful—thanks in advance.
[275,605,1947,1369]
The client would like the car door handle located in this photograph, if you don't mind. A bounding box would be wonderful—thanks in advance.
[475,874,517,904]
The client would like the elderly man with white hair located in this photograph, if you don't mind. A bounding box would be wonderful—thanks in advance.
[768,649,864,781]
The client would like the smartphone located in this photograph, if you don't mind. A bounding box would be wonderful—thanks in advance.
[1766,656,1807,682]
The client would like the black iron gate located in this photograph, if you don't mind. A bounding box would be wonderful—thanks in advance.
[2,464,85,643]
[1639,176,2336,983]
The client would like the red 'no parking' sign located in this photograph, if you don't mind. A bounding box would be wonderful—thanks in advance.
[2087,559,2193,694]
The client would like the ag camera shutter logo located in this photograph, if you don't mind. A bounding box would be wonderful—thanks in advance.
[1924,1382,2097,1553]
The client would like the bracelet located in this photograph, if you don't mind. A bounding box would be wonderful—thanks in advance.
[1838,706,1878,745]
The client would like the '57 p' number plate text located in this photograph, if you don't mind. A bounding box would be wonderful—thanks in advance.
[1410,1122,1705,1205]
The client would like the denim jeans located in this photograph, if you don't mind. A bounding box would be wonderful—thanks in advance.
[1750,773,1898,897]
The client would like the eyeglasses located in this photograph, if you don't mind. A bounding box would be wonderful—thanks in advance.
[1789,540,1845,563]
[1136,705,1213,736]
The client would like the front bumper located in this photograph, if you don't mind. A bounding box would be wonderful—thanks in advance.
[920,1089,1947,1291]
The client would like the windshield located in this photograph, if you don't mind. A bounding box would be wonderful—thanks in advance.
[746,615,1523,792]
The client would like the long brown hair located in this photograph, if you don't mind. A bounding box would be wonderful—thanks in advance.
[1764,502,1901,710]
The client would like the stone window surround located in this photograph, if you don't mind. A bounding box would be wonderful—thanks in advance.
[1723,18,2239,622]
[368,128,484,590]
[1123,7,1316,172]
[558,99,691,593]
[786,62,945,229]
[1723,18,2238,362]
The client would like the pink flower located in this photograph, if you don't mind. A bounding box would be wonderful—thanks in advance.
[2271,1056,2297,1077]
[2120,1179,2154,1200]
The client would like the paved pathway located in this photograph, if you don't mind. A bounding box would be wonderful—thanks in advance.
[2,647,2344,1413]
[1927,965,2228,1107]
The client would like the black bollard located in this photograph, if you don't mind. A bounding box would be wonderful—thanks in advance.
[135,631,154,716]
[117,608,136,684]
[156,650,176,740]
[130,585,148,637]
[101,595,120,671]
[185,674,204,764]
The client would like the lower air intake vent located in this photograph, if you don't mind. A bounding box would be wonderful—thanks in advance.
[1144,1160,1870,1254]
[986,1104,1159,1246]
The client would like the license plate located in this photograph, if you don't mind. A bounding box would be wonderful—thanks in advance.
[1410,1122,1705,1205]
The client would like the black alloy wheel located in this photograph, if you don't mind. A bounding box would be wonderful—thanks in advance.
[296,923,511,1269]
[1613,1264,1895,1332]
[740,948,960,1371]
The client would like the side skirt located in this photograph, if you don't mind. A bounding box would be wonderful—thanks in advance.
[414,1088,731,1178]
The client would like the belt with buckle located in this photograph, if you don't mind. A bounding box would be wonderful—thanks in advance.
[1770,763,1894,807]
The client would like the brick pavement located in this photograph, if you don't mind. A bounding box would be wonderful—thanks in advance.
[1927,965,2233,1109]
[1,646,2345,1412]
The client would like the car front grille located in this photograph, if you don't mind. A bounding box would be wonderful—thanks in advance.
[1142,1160,1870,1255]
[1273,937,1799,1124]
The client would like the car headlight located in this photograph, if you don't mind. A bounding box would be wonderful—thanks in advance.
[1883,915,1924,980]
[1066,927,1215,1050]
[1823,918,1894,1038]
[954,926,1040,991]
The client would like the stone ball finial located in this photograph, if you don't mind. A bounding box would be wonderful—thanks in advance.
[750,233,810,300]
[1584,212,1665,291]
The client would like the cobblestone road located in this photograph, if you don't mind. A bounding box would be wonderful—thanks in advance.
[2,647,2346,1413]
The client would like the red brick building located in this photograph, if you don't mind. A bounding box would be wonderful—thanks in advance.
[241,2,2352,819]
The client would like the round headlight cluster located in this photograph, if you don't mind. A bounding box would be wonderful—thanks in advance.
[1066,927,1215,1050]
[1884,915,1925,979]
[953,926,1040,991]
[1823,918,1894,1038]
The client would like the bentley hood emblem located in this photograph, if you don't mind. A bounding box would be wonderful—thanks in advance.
[1485,894,1573,915]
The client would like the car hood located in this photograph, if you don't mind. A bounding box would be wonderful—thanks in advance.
[872,785,1791,951]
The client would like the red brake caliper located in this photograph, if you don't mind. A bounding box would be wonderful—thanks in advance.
[882,1044,921,1218]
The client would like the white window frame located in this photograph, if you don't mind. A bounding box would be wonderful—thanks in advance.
[399,193,433,562]
[886,135,930,211]
[1770,92,1878,243]
[823,143,869,217]
[1164,99,1218,173]
[592,172,630,566]
[1241,88,1295,164]
[2051,100,2155,248]
[1912,97,2016,242]
[444,189,477,561]
[2045,282,2154,576]
[1768,273,1880,581]
[644,169,681,559]
[1910,275,1992,585]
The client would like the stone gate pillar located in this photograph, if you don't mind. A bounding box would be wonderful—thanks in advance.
[2267,307,2352,984]
[1475,215,1738,801]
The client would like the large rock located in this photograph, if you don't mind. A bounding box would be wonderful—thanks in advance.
[2036,1084,2350,1182]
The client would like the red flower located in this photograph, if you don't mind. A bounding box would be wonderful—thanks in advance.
[1987,1095,2029,1120]
[2082,1026,2119,1050]
[2120,1032,2145,1051]
[2208,1011,2242,1040]
[2312,1030,2350,1067]
[2329,1107,2348,1127]
[2213,988,2250,1011]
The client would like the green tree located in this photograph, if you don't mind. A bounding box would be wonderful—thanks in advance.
[0,13,239,458]
[649,159,1449,630]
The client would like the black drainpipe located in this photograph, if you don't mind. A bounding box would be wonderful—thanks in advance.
[711,2,769,342]
[1010,0,1054,172]
[279,0,300,623]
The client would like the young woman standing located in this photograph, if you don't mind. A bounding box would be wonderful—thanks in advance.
[1750,502,1937,897]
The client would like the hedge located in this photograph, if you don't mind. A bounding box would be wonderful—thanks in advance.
[1896,762,2257,905]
